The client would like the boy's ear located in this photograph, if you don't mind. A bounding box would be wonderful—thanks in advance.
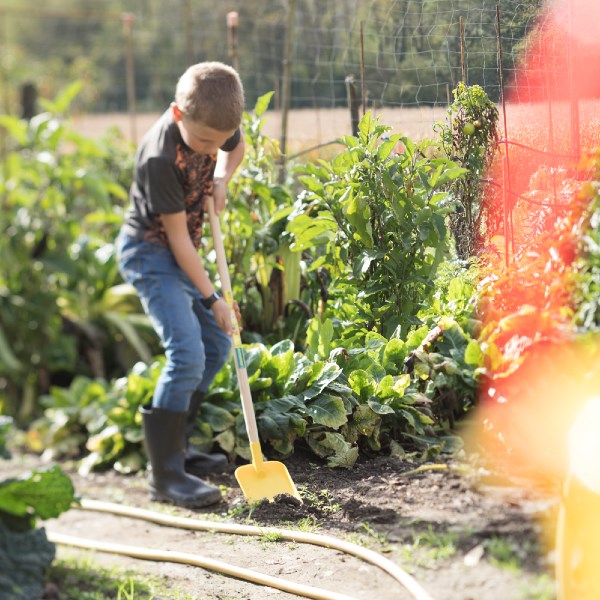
[171,103,183,123]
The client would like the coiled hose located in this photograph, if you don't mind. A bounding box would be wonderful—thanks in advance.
[48,498,435,600]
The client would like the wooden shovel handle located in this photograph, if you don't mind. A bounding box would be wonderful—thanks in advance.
[206,196,260,445]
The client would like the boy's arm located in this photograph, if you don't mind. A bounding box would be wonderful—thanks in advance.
[161,211,232,334]
[212,135,246,215]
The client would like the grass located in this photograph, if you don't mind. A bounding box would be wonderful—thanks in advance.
[396,525,460,570]
[343,522,390,550]
[483,536,533,571]
[47,555,193,600]
[298,486,341,514]
[518,574,556,600]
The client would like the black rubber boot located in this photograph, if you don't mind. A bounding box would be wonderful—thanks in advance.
[141,405,222,508]
[185,390,228,477]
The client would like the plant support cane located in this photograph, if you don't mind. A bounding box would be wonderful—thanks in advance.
[207,195,301,503]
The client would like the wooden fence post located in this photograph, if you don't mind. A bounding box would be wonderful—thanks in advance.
[227,11,239,72]
[278,0,297,182]
[20,82,37,120]
[345,75,360,136]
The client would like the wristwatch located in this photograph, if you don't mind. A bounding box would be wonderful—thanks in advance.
[201,291,222,309]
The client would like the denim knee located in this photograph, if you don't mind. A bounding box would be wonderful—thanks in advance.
[154,343,206,411]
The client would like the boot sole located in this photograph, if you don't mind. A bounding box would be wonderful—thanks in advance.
[185,464,228,478]
[150,489,222,508]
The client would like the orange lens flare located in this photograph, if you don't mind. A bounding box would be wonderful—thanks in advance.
[470,1,600,597]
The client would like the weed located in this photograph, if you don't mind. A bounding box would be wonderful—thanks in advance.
[483,536,527,570]
[518,573,556,600]
[399,525,459,568]
[343,522,390,550]
[47,554,186,599]
[259,531,284,544]
[274,515,320,533]
[300,487,341,514]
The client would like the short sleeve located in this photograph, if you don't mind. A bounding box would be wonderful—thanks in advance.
[146,156,185,214]
[219,128,241,153]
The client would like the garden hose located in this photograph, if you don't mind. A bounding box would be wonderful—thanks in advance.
[48,531,353,600]
[47,498,436,600]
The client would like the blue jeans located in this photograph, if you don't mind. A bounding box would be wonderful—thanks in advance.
[116,230,231,412]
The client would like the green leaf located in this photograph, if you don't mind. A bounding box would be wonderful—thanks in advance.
[305,394,347,428]
[215,429,235,453]
[39,80,83,114]
[200,403,235,432]
[351,404,383,434]
[367,399,396,415]
[0,466,75,525]
[343,194,373,248]
[305,432,359,468]
[464,340,484,366]
[383,338,407,373]
[0,521,55,600]
[254,91,274,117]
[257,413,287,440]
[270,339,294,356]
[0,115,29,145]
[348,369,376,401]
[288,212,337,251]
[302,362,343,399]
[114,451,145,474]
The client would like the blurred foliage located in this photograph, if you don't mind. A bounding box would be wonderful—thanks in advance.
[0,83,157,422]
[0,465,75,600]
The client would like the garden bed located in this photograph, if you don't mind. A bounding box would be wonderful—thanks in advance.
[2,449,557,600]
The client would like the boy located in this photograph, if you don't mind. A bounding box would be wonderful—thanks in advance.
[116,62,246,508]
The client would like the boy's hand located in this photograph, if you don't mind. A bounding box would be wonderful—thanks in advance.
[211,179,228,215]
[232,300,243,330]
[212,298,232,335]
[212,298,243,336]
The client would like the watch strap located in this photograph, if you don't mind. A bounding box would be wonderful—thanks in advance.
[201,291,221,309]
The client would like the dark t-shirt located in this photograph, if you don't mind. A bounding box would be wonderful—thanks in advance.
[123,109,240,248]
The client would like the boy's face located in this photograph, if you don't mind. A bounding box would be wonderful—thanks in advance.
[171,104,236,155]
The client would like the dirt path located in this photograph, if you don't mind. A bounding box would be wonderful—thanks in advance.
[5,451,556,599]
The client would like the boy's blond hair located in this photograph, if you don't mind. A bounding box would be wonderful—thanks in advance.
[175,62,244,132]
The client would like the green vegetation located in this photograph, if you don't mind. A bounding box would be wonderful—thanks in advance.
[0,464,76,599]
[1,76,598,598]
[47,556,193,600]
[437,82,500,258]
[0,89,486,475]
[0,83,152,422]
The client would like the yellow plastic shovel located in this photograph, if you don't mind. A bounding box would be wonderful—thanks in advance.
[207,196,301,504]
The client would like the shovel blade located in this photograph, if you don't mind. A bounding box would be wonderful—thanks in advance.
[235,460,301,503]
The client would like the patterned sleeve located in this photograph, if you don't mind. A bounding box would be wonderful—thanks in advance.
[146,156,185,214]
[219,128,241,153]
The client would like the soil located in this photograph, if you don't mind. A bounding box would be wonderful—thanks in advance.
[3,447,557,600]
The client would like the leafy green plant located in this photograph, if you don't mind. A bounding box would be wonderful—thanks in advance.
[288,111,466,336]
[0,83,150,421]
[437,83,499,259]
[572,150,600,329]
[218,92,306,342]
[0,465,76,600]
[28,361,161,475]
